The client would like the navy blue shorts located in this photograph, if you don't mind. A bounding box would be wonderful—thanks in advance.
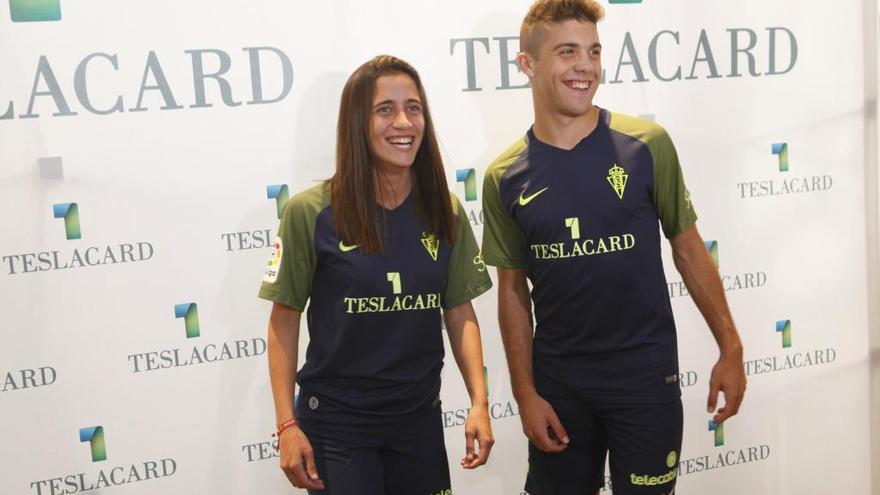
[525,393,683,495]
[298,407,451,495]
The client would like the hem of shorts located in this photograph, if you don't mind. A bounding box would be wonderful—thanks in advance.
[524,477,605,495]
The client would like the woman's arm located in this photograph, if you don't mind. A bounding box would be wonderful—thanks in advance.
[267,302,324,490]
[443,302,494,468]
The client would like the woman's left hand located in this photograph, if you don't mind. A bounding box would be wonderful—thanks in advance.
[461,403,494,469]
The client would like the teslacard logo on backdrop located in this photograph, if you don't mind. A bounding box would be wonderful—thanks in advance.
[241,438,280,463]
[457,168,478,202]
[2,365,56,393]
[126,302,266,372]
[451,25,797,91]
[9,0,61,22]
[220,185,287,253]
[442,366,520,428]
[737,143,833,199]
[80,426,107,462]
[28,426,177,494]
[1,45,293,119]
[677,370,698,389]
[2,201,155,275]
[667,240,766,298]
[676,417,770,477]
[743,319,836,377]
[241,394,298,463]
[455,169,485,227]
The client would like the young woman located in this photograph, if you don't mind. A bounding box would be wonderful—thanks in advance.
[259,55,494,495]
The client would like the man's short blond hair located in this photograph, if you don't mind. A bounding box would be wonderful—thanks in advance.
[520,0,605,56]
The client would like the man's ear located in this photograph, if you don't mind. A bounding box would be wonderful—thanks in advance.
[518,52,536,80]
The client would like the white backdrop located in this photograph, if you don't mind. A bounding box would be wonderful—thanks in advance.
[0,1,874,494]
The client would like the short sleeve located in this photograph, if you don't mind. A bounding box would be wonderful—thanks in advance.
[651,129,698,239]
[442,195,493,309]
[258,191,319,311]
[481,149,529,269]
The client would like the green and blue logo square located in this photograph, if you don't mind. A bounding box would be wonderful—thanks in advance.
[174,303,200,339]
[772,143,789,172]
[456,169,477,201]
[708,420,724,447]
[704,240,718,268]
[776,319,792,348]
[267,184,289,220]
[484,365,489,398]
[53,202,81,240]
[9,0,61,22]
[79,426,107,462]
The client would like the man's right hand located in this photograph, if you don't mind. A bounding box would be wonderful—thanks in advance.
[279,426,325,490]
[518,393,569,453]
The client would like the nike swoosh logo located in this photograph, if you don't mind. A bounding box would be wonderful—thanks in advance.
[338,241,359,252]
[518,187,549,206]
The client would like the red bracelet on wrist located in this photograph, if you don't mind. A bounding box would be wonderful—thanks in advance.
[272,418,298,439]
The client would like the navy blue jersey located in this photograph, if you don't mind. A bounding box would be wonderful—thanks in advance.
[482,109,696,403]
[260,182,491,422]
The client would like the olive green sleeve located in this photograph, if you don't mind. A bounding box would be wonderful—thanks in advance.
[481,140,529,268]
[442,194,493,309]
[257,187,323,311]
[650,129,697,239]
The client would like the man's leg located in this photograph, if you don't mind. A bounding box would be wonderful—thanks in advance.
[524,392,608,495]
[600,399,683,495]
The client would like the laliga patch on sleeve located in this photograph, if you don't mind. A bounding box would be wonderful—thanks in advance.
[263,237,283,283]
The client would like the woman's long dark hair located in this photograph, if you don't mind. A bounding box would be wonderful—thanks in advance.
[330,55,456,255]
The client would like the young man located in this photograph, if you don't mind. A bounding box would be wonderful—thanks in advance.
[481,1,746,494]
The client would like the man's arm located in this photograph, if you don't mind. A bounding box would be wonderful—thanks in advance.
[267,302,324,490]
[443,302,494,468]
[497,268,569,452]
[670,224,746,423]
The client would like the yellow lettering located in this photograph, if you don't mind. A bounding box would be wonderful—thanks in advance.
[357,298,369,313]
[345,293,443,314]
[530,245,541,258]
[561,242,573,258]
[413,294,425,310]
[583,239,595,254]
[401,295,414,310]
[539,244,550,258]
[608,235,622,252]
[389,296,402,311]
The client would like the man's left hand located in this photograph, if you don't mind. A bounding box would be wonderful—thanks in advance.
[707,351,746,424]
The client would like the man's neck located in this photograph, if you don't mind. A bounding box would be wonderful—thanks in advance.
[532,105,600,150]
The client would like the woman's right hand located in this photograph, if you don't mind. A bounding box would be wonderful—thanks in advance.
[279,425,325,490]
